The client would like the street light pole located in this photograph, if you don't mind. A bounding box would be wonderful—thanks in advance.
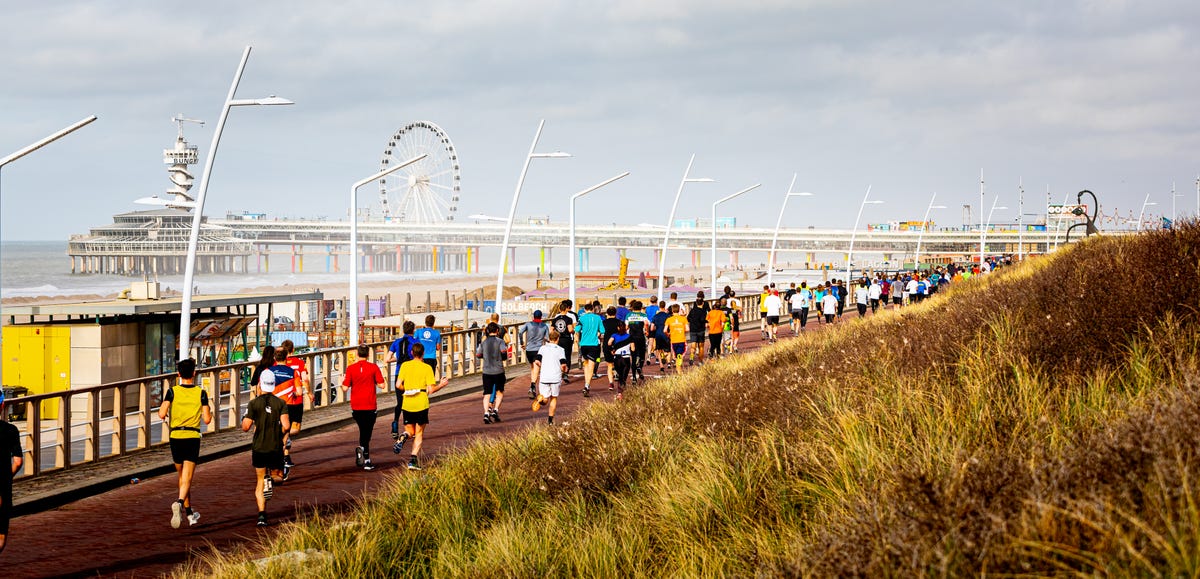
[981,198,1007,269]
[349,154,427,345]
[656,155,713,304]
[1,115,98,385]
[711,184,761,298]
[1018,179,1025,261]
[914,192,946,271]
[179,46,293,359]
[569,172,630,308]
[495,119,569,319]
[978,168,985,267]
[766,174,813,287]
[1137,194,1156,232]
[845,185,880,283]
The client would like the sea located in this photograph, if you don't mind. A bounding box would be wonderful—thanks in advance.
[0,240,487,300]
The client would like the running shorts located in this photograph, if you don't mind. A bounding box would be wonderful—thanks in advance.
[0,488,9,534]
[287,404,304,425]
[672,343,686,355]
[524,350,541,364]
[602,345,615,363]
[482,372,506,396]
[169,437,201,465]
[654,334,670,350]
[791,310,803,319]
[402,408,429,425]
[423,358,437,371]
[580,345,601,362]
[252,450,284,470]
[538,381,561,399]
[766,315,780,326]
[688,331,705,344]
[893,296,902,305]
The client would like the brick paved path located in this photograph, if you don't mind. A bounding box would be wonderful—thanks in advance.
[1,312,868,577]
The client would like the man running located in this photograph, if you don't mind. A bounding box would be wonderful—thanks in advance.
[0,389,24,553]
[341,345,385,471]
[280,341,309,472]
[706,299,727,359]
[551,300,577,381]
[265,349,299,479]
[650,300,671,371]
[665,304,689,372]
[727,291,742,352]
[417,315,442,372]
[615,296,630,321]
[241,370,290,527]
[822,285,839,324]
[519,310,549,399]
[394,343,450,470]
[157,358,212,528]
[624,300,649,384]
[686,296,708,365]
[868,278,882,313]
[385,320,419,441]
[788,284,806,335]
[601,306,621,389]
[763,289,784,342]
[758,284,770,339]
[855,281,870,317]
[532,329,568,425]
[576,302,604,397]
[475,322,508,424]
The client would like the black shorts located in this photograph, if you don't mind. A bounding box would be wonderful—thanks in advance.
[169,437,201,465]
[423,358,437,371]
[654,334,669,350]
[402,408,429,426]
[580,345,601,362]
[893,296,902,304]
[0,486,10,534]
[672,343,686,355]
[731,316,740,332]
[602,346,615,363]
[482,372,506,396]
[766,315,780,326]
[252,450,284,470]
[791,310,804,320]
[525,350,541,364]
[287,404,304,425]
[688,331,706,344]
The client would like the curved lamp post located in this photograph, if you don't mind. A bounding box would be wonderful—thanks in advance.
[180,46,292,358]
[980,198,1007,268]
[495,119,570,319]
[569,172,630,308]
[845,185,880,283]
[1137,194,1156,231]
[914,192,946,270]
[349,154,427,345]
[656,155,713,303]
[766,173,813,287]
[711,184,761,298]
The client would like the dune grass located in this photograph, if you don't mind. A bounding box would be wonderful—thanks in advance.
[186,224,1200,577]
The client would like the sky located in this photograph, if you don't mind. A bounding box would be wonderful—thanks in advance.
[2,0,1199,241]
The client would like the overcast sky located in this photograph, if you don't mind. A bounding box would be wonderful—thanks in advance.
[2,0,1198,241]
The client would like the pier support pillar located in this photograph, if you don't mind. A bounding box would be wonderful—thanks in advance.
[691,250,701,268]
[729,250,739,268]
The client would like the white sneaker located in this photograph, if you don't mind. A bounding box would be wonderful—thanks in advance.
[170,501,183,529]
[188,511,201,526]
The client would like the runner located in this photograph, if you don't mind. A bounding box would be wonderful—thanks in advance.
[551,300,577,381]
[0,389,24,554]
[788,284,806,335]
[650,300,671,371]
[607,321,634,399]
[518,310,549,399]
[339,345,386,471]
[601,306,621,389]
[868,277,883,313]
[394,343,451,470]
[706,299,727,359]
[758,284,770,340]
[576,302,604,397]
[385,320,419,441]
[249,345,275,396]
[157,358,212,528]
[665,291,684,316]
[475,322,509,424]
[763,289,784,342]
[822,285,839,324]
[727,291,742,352]
[685,296,708,365]
[532,329,568,424]
[890,273,904,308]
[615,296,630,321]
[264,349,299,480]
[417,315,442,372]
[665,304,689,372]
[280,341,310,470]
[624,300,650,384]
[855,281,870,317]
[240,369,290,527]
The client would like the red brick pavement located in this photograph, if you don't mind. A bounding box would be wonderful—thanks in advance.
[1,313,869,577]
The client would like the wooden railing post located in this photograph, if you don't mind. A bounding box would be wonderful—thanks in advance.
[27,400,41,476]
[57,392,71,470]
[113,385,127,457]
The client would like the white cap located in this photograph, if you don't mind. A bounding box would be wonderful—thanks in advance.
[259,369,276,393]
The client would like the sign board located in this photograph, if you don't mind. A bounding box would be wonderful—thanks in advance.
[1048,204,1087,220]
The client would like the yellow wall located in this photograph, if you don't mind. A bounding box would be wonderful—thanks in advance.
[2,325,70,419]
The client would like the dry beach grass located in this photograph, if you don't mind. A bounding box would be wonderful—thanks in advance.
[187,223,1200,577]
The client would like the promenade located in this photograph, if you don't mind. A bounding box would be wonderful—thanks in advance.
[4,312,831,577]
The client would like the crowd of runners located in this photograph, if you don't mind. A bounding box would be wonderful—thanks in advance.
[0,261,1006,534]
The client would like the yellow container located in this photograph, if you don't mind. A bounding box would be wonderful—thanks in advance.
[1,325,70,419]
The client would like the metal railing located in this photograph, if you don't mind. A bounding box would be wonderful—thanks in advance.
[7,294,761,479]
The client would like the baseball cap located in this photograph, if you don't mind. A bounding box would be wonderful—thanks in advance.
[533,310,543,320]
[259,369,277,393]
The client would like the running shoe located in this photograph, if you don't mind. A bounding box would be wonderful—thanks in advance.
[582,386,590,398]
[257,513,268,527]
[188,511,201,526]
[284,456,295,468]
[263,475,274,501]
[407,456,422,471]
[362,459,376,471]
[355,446,364,467]
[490,409,501,423]
[483,413,492,425]
[282,463,292,482]
[528,386,537,400]
[171,500,183,529]
[393,432,409,454]
[532,395,545,412]
[391,421,400,441]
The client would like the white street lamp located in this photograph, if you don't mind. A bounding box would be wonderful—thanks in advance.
[766,173,814,287]
[978,168,985,267]
[1137,194,1157,232]
[495,119,570,319]
[349,154,427,345]
[656,155,713,303]
[467,214,509,223]
[846,186,881,283]
[1,115,98,385]
[1018,179,1025,261]
[981,198,1007,268]
[711,184,761,298]
[569,172,630,308]
[1172,181,1182,224]
[179,46,292,359]
[914,192,946,271]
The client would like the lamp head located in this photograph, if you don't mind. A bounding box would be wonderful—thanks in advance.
[686,178,715,183]
[533,152,571,158]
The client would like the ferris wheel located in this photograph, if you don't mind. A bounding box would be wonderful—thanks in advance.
[378,121,461,223]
